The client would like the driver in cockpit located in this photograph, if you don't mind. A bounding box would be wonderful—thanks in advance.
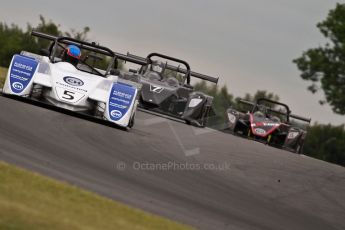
[151,60,165,74]
[145,60,166,81]
[254,105,281,122]
[62,45,81,67]
[254,105,267,118]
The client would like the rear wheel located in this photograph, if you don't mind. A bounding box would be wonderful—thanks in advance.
[198,105,211,127]
[185,106,209,128]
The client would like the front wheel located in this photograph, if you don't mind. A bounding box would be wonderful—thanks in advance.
[292,134,306,154]
[233,121,250,137]
[294,141,304,154]
[198,105,211,128]
[128,114,135,128]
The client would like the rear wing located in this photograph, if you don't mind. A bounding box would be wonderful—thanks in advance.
[290,114,311,123]
[238,99,254,107]
[237,99,311,123]
[126,52,219,84]
[237,99,255,113]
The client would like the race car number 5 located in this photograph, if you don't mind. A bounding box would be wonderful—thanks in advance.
[62,90,75,100]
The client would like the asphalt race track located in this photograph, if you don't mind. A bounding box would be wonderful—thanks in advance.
[0,95,344,230]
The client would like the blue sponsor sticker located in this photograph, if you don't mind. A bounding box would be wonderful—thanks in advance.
[108,83,136,121]
[9,55,39,94]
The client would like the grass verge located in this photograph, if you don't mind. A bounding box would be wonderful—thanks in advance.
[0,161,193,230]
[0,67,7,88]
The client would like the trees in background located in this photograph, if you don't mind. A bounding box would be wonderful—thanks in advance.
[294,3,345,115]
[194,81,234,118]
[304,124,345,166]
[293,3,345,166]
[0,16,90,67]
[241,90,279,103]
[0,23,30,67]
[0,16,123,71]
[194,81,280,119]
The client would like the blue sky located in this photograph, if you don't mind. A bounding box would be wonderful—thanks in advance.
[1,0,344,124]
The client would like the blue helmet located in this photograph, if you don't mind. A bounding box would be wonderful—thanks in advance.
[63,45,81,66]
[66,45,81,59]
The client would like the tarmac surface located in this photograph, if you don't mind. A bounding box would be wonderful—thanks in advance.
[0,95,344,230]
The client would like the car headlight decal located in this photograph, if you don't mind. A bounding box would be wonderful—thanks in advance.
[287,132,299,139]
[37,62,51,75]
[227,113,236,123]
[188,98,203,108]
[254,128,266,135]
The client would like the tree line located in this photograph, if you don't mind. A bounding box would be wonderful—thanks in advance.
[0,16,90,67]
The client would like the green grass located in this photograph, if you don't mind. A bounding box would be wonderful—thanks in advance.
[0,67,7,88]
[0,161,193,230]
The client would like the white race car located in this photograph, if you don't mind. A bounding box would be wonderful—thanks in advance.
[1,31,140,129]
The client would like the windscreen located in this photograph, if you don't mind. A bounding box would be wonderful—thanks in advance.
[256,101,289,123]
[141,58,187,84]
[52,42,113,76]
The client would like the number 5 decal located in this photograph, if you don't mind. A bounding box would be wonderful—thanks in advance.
[62,90,75,100]
[56,87,84,103]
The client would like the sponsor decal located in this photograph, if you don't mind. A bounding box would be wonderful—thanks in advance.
[108,83,136,121]
[63,76,84,87]
[9,55,38,94]
[251,122,280,127]
[227,113,237,123]
[55,87,85,104]
[150,85,164,93]
[263,123,280,127]
[254,128,266,135]
[188,98,203,108]
[110,110,122,119]
[55,81,87,93]
[12,82,24,90]
[287,132,299,139]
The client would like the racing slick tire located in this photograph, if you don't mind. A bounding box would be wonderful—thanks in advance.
[294,139,305,154]
[128,113,135,129]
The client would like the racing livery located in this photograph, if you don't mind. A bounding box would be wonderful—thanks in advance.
[225,98,311,153]
[120,52,219,127]
[1,31,139,129]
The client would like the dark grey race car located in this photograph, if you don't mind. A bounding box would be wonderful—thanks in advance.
[225,98,311,153]
[119,53,219,127]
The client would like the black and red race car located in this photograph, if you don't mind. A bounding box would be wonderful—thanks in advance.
[225,98,311,153]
